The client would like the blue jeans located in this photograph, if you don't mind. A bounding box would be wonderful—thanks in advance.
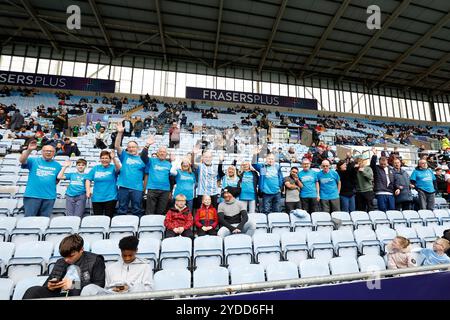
[340,195,355,212]
[117,187,143,216]
[24,197,55,217]
[376,194,395,212]
[262,193,281,214]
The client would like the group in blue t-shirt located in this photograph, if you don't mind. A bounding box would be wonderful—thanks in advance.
[23,157,62,200]
[298,170,318,198]
[65,172,87,197]
[410,168,436,193]
[85,164,118,202]
[172,169,196,201]
[240,171,256,201]
[317,170,340,200]
[146,158,171,191]
[117,152,146,191]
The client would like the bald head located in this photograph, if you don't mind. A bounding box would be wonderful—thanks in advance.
[42,145,56,161]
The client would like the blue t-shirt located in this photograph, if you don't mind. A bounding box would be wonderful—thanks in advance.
[317,170,340,200]
[117,152,146,191]
[240,171,256,201]
[298,170,318,198]
[86,164,118,202]
[421,248,450,265]
[23,157,62,200]
[173,169,196,201]
[222,175,239,188]
[65,172,87,197]
[262,165,281,195]
[410,169,436,193]
[145,158,171,191]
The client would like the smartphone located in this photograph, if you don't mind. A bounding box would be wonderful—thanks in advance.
[115,285,125,290]
[49,277,60,283]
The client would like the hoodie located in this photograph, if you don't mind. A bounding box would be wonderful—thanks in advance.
[164,205,193,231]
[105,257,153,293]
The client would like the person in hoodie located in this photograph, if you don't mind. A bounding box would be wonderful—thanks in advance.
[217,186,256,238]
[371,147,396,211]
[81,236,153,296]
[164,194,194,239]
[194,195,219,236]
[392,158,413,210]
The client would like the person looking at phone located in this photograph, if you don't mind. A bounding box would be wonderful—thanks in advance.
[23,234,105,299]
[81,236,153,296]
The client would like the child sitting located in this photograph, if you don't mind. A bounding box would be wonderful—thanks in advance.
[386,236,415,269]
[418,238,450,266]
[194,195,219,236]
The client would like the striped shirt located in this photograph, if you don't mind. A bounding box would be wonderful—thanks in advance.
[196,163,219,196]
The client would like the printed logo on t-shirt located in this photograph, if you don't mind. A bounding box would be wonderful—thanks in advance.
[94,171,112,179]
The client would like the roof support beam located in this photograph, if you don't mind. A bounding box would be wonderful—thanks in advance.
[17,0,60,52]
[339,0,412,80]
[2,17,32,47]
[299,0,351,78]
[376,10,450,82]
[213,0,224,69]
[411,52,450,86]
[165,33,210,68]
[257,0,288,73]
[88,0,115,57]
[155,0,167,64]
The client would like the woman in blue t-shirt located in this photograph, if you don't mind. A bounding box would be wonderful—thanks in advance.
[85,150,121,217]
[238,161,259,213]
[171,157,196,212]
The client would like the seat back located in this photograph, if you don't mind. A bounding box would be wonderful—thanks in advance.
[12,276,47,300]
[48,216,81,232]
[193,266,229,288]
[111,215,140,230]
[230,264,265,285]
[299,259,330,278]
[358,255,386,272]
[153,269,191,291]
[0,278,14,300]
[16,217,50,232]
[266,261,299,281]
[329,256,359,275]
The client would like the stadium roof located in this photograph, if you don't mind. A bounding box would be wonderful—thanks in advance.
[0,0,449,94]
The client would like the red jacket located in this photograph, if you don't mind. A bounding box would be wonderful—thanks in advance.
[164,206,193,231]
[194,204,219,229]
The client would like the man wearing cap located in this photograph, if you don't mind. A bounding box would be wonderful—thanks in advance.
[217,186,256,238]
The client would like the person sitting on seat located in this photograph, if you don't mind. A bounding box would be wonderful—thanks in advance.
[164,194,194,239]
[23,234,105,299]
[81,236,152,296]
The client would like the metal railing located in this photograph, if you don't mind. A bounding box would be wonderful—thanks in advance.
[41,263,450,300]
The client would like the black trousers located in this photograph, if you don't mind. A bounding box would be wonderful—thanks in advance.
[301,197,318,214]
[396,201,412,211]
[165,229,194,239]
[146,190,171,215]
[23,286,69,299]
[285,201,302,213]
[356,191,375,212]
[92,200,117,218]
[196,228,218,236]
